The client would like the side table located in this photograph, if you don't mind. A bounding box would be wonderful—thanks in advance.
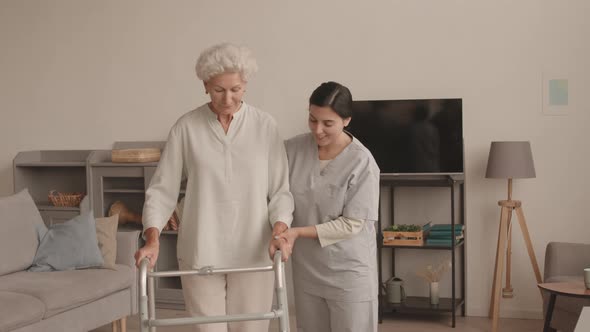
[538,281,590,332]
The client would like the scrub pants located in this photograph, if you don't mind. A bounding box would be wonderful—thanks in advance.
[179,261,275,332]
[294,289,378,332]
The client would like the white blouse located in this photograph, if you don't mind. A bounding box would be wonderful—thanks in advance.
[142,103,294,268]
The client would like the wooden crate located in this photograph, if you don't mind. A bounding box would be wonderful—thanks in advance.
[383,230,424,246]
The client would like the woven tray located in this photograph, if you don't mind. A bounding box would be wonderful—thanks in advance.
[111,148,161,163]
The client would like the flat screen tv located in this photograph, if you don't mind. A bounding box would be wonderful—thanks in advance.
[348,98,463,175]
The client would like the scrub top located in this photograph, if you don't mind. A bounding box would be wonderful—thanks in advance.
[285,132,380,302]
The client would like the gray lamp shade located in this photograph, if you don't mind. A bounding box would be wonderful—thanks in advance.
[485,141,536,179]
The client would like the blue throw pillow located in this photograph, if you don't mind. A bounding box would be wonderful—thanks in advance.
[28,212,104,272]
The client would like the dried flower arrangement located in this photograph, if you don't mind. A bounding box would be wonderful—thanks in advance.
[415,260,452,282]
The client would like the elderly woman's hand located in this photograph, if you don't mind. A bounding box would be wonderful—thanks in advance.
[134,242,159,269]
[270,227,301,262]
[269,224,293,262]
[269,221,291,261]
[269,236,290,262]
[135,227,160,269]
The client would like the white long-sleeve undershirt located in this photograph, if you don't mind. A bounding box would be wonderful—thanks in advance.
[314,159,364,247]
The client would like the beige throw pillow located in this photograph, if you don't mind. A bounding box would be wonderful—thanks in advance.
[95,214,118,269]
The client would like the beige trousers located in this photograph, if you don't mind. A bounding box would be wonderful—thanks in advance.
[179,263,275,332]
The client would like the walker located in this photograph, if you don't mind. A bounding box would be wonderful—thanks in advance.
[138,251,290,332]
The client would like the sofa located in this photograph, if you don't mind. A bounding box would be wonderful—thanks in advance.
[0,190,140,332]
[543,242,590,332]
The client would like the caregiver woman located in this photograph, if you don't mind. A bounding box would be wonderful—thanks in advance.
[273,81,380,332]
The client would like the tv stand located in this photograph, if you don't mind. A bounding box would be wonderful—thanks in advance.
[377,173,466,327]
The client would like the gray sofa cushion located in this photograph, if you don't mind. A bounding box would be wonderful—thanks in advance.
[29,212,104,272]
[0,189,46,276]
[0,264,132,318]
[0,291,45,332]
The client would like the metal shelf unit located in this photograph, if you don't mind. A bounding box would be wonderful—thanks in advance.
[377,174,466,328]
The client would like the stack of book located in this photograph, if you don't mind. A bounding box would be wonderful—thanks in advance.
[424,223,465,246]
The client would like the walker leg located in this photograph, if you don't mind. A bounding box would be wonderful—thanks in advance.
[139,259,151,332]
[274,255,290,332]
[148,272,156,332]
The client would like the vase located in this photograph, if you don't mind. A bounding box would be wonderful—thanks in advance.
[430,281,440,305]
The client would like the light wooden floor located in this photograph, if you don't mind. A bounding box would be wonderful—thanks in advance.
[92,309,543,332]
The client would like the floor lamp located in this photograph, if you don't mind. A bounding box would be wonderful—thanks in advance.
[485,141,543,332]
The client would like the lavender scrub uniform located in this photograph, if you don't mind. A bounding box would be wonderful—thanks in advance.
[285,132,380,332]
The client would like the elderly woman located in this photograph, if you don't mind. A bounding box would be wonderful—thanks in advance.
[134,43,293,332]
[273,82,380,332]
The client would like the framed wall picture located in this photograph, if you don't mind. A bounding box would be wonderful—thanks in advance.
[542,72,570,116]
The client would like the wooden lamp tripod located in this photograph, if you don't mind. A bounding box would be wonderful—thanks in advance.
[485,141,542,332]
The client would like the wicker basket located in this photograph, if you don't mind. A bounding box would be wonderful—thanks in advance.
[48,190,84,207]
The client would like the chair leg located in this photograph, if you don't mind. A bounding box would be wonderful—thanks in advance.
[111,317,126,332]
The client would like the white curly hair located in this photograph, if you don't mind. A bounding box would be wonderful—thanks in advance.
[195,43,258,82]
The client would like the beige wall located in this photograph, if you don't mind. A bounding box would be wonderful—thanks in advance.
[1,0,589,319]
